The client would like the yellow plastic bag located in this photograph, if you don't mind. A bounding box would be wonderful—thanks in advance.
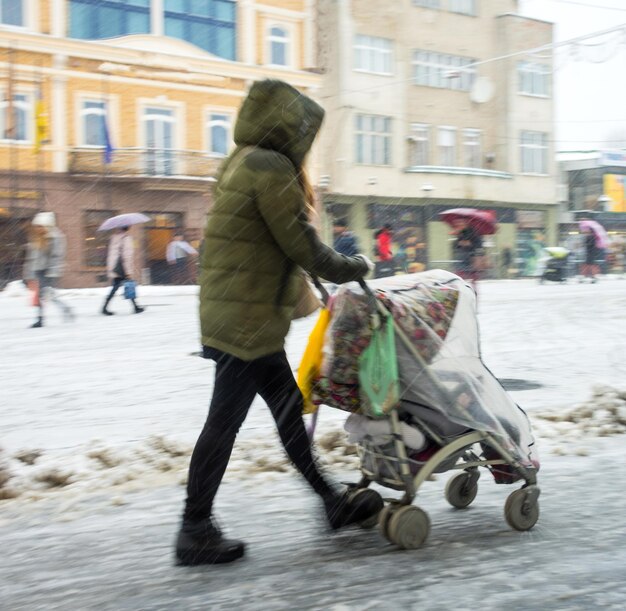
[297,308,331,414]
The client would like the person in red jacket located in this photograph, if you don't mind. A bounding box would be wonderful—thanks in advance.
[374,224,394,277]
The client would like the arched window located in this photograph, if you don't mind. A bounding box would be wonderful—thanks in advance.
[1,93,32,142]
[206,113,231,156]
[268,26,289,67]
[81,100,107,146]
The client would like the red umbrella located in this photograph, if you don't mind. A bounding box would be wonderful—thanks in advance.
[439,208,497,236]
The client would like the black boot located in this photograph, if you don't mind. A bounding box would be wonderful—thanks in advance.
[324,488,384,530]
[30,316,43,328]
[102,306,114,316]
[175,518,245,566]
[134,305,145,314]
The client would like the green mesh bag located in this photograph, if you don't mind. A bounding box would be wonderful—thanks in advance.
[358,311,400,418]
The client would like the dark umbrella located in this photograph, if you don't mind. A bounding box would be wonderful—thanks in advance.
[439,208,497,236]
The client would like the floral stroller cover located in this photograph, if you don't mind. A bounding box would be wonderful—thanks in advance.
[312,270,538,470]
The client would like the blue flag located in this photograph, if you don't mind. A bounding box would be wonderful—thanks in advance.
[103,113,114,164]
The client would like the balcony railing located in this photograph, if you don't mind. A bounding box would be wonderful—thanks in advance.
[69,148,223,180]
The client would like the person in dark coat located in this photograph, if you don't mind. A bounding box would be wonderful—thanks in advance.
[176,79,381,567]
[582,228,599,282]
[333,220,359,256]
[453,219,483,287]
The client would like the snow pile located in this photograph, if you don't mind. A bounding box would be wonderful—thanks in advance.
[0,427,360,505]
[531,384,626,452]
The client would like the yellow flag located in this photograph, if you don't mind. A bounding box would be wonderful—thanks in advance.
[33,89,49,153]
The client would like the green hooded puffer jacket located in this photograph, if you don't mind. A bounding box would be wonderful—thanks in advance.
[199,79,368,361]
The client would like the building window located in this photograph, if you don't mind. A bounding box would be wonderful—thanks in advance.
[1,0,24,26]
[69,0,150,40]
[144,107,176,176]
[164,0,236,60]
[518,61,550,97]
[84,210,116,267]
[449,0,476,15]
[0,92,32,142]
[267,25,290,66]
[412,0,440,8]
[353,35,393,75]
[438,126,457,166]
[355,114,392,166]
[412,50,475,90]
[520,131,548,174]
[409,123,430,166]
[462,128,481,168]
[206,112,231,156]
[80,100,109,147]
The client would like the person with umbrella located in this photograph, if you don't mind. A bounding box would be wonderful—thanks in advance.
[440,208,496,290]
[579,219,608,283]
[99,213,149,315]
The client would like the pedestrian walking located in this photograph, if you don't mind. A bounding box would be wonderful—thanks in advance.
[101,226,144,315]
[332,220,359,256]
[453,218,483,289]
[23,212,74,328]
[374,224,394,278]
[581,228,600,283]
[176,79,380,567]
[501,246,513,278]
[166,232,198,285]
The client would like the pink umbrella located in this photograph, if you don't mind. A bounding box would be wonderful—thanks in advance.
[579,219,609,249]
[440,208,497,236]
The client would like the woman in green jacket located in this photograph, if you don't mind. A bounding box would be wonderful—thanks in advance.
[176,80,380,566]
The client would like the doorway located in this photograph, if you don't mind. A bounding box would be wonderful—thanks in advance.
[143,212,182,284]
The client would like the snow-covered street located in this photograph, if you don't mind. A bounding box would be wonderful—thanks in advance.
[1,277,626,610]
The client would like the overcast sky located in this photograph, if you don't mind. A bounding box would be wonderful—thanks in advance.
[519,0,626,152]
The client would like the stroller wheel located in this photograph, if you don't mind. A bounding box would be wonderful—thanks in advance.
[378,503,398,540]
[445,472,479,509]
[387,506,430,550]
[504,488,540,531]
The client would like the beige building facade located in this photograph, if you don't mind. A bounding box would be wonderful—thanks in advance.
[316,0,558,276]
[0,0,320,287]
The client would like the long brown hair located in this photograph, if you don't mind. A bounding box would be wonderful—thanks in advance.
[297,167,317,222]
[28,225,50,251]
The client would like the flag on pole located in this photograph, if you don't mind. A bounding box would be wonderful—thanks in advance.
[33,83,49,153]
[102,110,114,164]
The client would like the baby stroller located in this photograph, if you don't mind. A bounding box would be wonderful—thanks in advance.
[310,271,540,550]
[537,246,570,283]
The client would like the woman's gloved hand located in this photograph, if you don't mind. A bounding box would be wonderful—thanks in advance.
[356,254,375,273]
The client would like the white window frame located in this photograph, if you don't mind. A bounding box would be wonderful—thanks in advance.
[266,22,293,68]
[412,0,440,8]
[462,128,481,168]
[355,114,392,166]
[75,93,118,149]
[0,0,36,30]
[0,89,33,143]
[438,126,457,166]
[353,34,393,76]
[520,131,548,175]
[517,61,550,97]
[204,108,234,158]
[409,123,430,166]
[412,50,475,91]
[79,99,106,148]
[449,0,477,16]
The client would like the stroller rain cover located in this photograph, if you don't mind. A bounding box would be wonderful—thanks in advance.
[312,270,538,470]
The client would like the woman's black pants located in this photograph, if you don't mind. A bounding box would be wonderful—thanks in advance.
[183,348,334,524]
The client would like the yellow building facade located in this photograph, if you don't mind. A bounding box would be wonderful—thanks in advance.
[0,0,319,287]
